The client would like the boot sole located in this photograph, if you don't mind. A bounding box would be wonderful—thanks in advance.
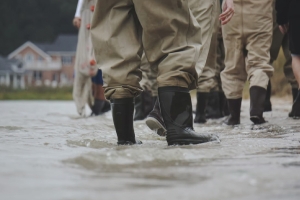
[118,140,142,145]
[168,139,213,146]
[145,117,167,137]
[250,116,266,125]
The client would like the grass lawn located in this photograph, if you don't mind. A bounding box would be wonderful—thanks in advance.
[0,87,73,100]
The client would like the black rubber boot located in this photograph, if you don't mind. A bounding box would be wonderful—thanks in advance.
[91,99,105,116]
[158,87,219,146]
[134,90,154,121]
[101,101,111,113]
[223,98,242,125]
[250,86,267,124]
[111,98,142,145]
[264,81,272,112]
[145,98,167,136]
[289,88,299,117]
[206,91,223,119]
[220,92,230,116]
[291,89,300,119]
[194,92,209,124]
[91,100,111,116]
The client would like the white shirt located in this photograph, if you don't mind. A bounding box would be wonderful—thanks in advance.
[75,0,84,18]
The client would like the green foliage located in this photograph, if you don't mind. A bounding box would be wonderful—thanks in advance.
[0,87,73,100]
[0,0,78,56]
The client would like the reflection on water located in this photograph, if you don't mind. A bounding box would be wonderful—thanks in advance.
[0,100,300,200]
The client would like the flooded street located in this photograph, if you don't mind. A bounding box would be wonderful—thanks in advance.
[0,98,300,200]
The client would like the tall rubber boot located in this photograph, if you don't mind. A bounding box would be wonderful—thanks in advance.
[250,86,267,124]
[158,87,219,146]
[194,92,209,123]
[220,92,230,116]
[92,99,105,116]
[289,88,299,117]
[111,98,142,145]
[206,91,223,119]
[145,98,167,136]
[223,98,242,125]
[134,90,153,121]
[291,89,300,119]
[264,81,272,112]
[101,101,111,113]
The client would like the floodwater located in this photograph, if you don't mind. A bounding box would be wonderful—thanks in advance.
[0,98,300,200]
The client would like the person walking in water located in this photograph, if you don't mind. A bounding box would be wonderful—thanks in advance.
[221,0,274,125]
[146,0,232,136]
[263,0,298,117]
[73,0,110,117]
[91,0,234,145]
[276,0,300,118]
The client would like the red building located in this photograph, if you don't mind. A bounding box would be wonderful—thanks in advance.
[7,35,77,88]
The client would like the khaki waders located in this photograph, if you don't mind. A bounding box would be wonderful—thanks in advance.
[91,0,204,100]
[91,0,219,145]
[197,0,220,93]
[221,0,274,99]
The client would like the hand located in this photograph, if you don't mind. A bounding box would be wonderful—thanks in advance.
[219,0,235,25]
[73,17,81,29]
[279,24,289,35]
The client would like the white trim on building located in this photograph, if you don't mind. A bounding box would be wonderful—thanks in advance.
[8,41,51,61]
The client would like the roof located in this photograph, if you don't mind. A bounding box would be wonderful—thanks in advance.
[35,35,78,53]
[8,34,78,59]
[8,41,52,60]
[0,56,13,72]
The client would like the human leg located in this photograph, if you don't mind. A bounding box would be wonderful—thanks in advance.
[134,53,155,120]
[195,0,221,122]
[91,0,142,144]
[215,32,229,116]
[143,57,166,136]
[134,0,218,145]
[196,39,220,122]
[245,0,273,124]
[221,0,247,125]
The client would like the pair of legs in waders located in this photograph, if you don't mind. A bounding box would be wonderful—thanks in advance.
[91,0,233,145]
[221,0,274,125]
[137,0,225,135]
[194,0,230,124]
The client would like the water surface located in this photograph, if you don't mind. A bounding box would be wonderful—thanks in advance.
[0,99,299,200]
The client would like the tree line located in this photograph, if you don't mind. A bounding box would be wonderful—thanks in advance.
[0,0,78,56]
